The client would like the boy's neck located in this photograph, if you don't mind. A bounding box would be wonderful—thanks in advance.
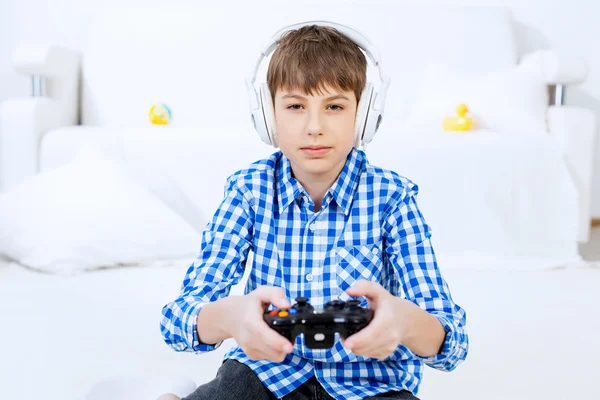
[291,162,345,213]
[301,181,330,212]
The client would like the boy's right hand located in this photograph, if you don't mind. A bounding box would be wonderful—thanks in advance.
[226,286,293,362]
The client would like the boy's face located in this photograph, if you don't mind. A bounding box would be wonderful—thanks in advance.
[273,85,358,183]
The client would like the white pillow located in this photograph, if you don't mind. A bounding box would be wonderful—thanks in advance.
[0,146,203,275]
[401,60,549,135]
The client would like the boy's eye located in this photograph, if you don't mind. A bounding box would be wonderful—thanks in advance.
[286,104,344,111]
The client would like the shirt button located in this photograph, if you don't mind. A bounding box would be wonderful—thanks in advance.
[309,223,317,231]
[372,247,379,255]
[306,273,313,282]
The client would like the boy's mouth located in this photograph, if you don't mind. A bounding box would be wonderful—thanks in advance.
[301,146,331,157]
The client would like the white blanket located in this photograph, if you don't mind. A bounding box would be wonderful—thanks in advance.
[39,126,581,270]
[123,127,583,270]
[1,259,599,400]
[368,129,581,267]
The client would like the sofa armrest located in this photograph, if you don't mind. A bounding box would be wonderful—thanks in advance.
[0,98,63,192]
[547,105,596,242]
[12,45,80,125]
[521,50,588,85]
[13,46,77,77]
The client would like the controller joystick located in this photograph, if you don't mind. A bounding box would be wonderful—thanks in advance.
[325,300,345,311]
[295,297,309,306]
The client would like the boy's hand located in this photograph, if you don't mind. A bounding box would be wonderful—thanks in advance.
[226,286,294,362]
[342,280,424,360]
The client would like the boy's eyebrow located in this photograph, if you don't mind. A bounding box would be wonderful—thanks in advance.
[281,93,350,101]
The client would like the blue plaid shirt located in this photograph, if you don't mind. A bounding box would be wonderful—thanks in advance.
[161,148,468,399]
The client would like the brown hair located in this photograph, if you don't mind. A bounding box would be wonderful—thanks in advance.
[267,25,367,103]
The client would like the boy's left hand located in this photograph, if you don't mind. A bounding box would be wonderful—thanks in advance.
[342,280,422,360]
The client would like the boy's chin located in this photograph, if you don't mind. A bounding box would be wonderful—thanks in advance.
[295,158,345,176]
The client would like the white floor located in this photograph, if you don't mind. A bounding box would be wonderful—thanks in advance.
[419,265,600,400]
[0,230,599,400]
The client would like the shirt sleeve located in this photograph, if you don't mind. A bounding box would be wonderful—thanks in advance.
[160,179,254,354]
[382,180,469,372]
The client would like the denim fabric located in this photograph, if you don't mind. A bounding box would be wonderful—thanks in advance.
[183,359,420,400]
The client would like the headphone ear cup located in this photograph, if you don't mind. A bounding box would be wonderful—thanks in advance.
[251,88,271,146]
[362,84,383,146]
[354,83,373,147]
[260,83,278,147]
[362,111,382,146]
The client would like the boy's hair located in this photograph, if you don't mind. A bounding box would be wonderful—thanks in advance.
[267,25,367,103]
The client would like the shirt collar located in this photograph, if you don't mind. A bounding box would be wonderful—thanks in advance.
[327,148,365,215]
[275,148,365,215]
[276,153,303,213]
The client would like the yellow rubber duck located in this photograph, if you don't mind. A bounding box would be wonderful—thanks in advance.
[442,103,473,132]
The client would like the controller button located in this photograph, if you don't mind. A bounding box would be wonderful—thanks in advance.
[289,308,298,315]
[278,310,289,317]
[269,310,279,316]
[314,333,325,341]
[347,300,361,308]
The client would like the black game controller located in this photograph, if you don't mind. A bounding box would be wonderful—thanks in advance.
[263,297,374,349]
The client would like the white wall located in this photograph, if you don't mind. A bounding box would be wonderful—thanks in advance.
[1,0,599,217]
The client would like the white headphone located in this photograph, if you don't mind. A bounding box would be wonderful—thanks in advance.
[245,21,391,148]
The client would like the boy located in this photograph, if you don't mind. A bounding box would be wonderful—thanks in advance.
[160,23,468,400]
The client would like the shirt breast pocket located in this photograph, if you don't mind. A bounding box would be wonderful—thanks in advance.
[335,243,383,304]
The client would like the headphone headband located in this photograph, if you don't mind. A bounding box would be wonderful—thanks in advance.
[246,21,390,148]
[246,21,390,112]
[268,21,381,66]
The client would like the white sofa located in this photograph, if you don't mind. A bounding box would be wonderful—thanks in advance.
[0,5,596,261]
[1,5,599,400]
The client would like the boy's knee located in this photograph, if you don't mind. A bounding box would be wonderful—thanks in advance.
[157,394,180,400]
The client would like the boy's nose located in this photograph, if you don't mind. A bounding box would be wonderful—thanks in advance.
[307,111,324,136]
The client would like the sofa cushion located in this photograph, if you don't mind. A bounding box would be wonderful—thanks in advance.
[0,145,202,275]
[401,60,549,135]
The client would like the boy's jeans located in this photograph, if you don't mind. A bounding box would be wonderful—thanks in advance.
[182,359,419,400]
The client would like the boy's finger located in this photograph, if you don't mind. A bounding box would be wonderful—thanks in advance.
[353,345,389,360]
[345,280,385,301]
[253,337,289,361]
[262,340,292,362]
[259,321,294,352]
[343,318,382,351]
[349,339,383,356]
[264,349,288,363]
[253,287,291,309]
[272,296,292,310]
